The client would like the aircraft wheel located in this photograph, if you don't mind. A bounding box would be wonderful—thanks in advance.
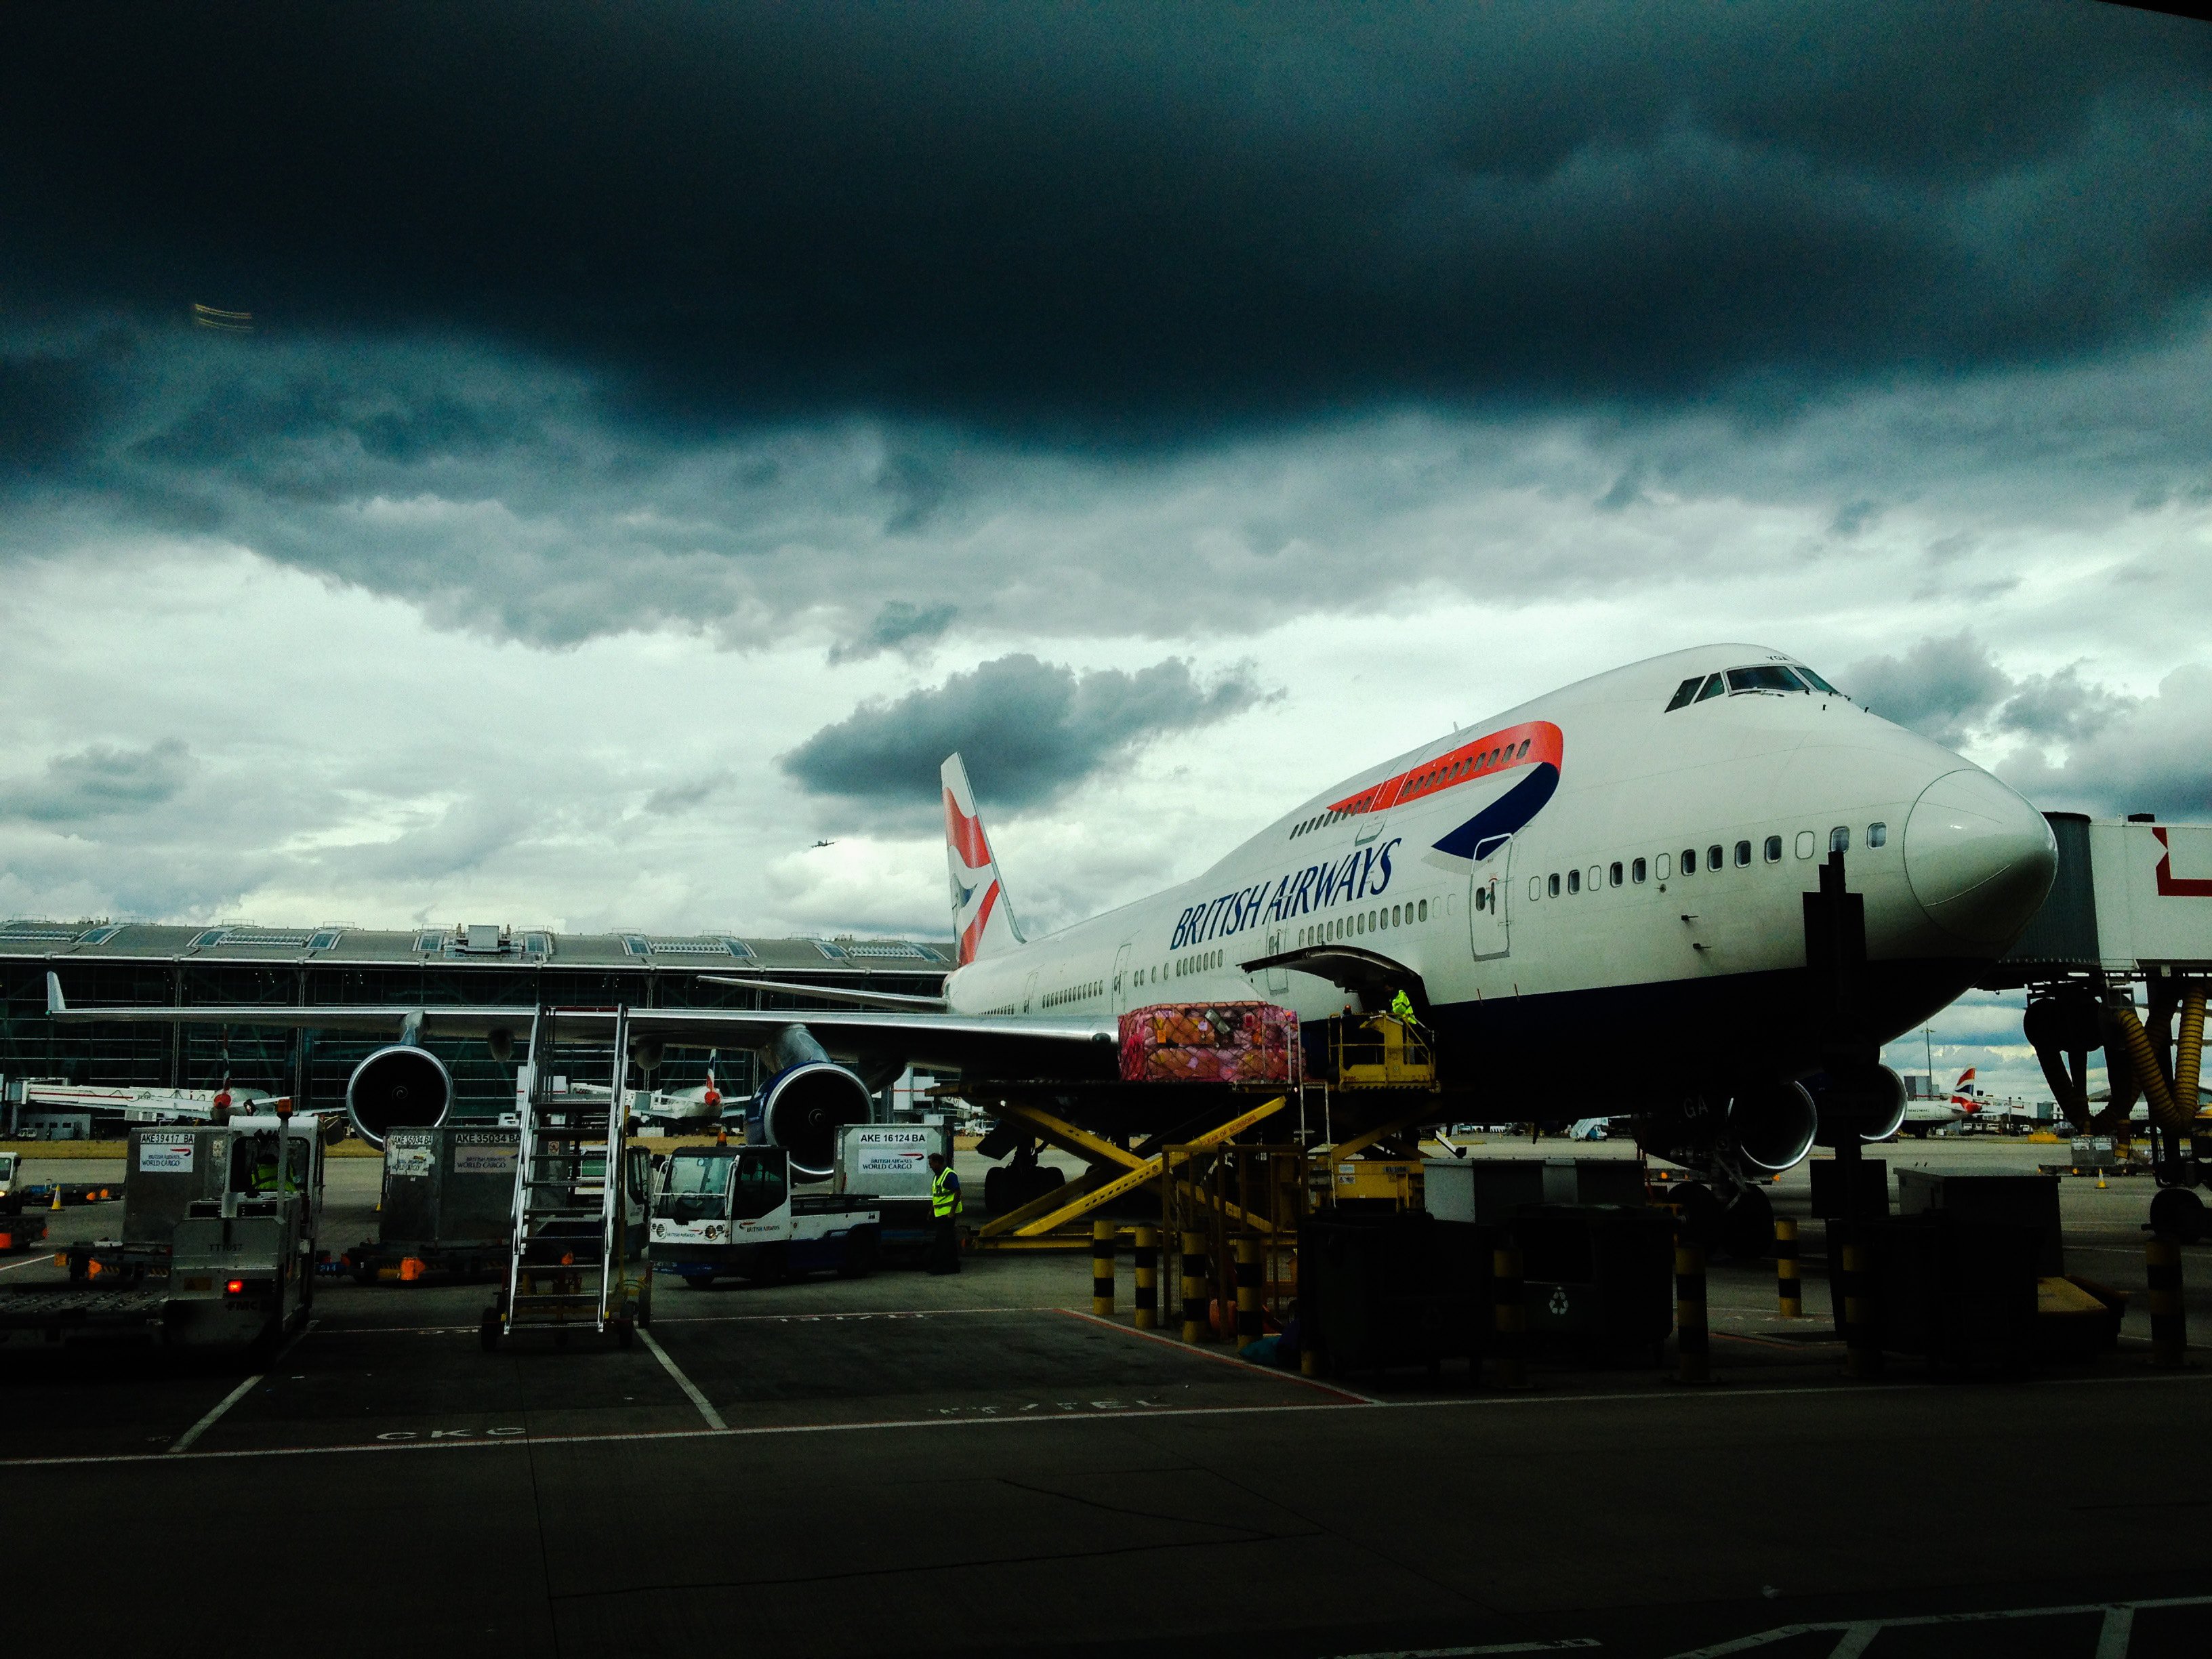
[2150,1186,2206,1245]
[1721,1186,1774,1261]
[1670,1182,1725,1251]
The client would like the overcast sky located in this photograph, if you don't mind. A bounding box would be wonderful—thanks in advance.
[3,2,2209,1095]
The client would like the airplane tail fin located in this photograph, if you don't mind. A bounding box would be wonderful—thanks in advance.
[943,753,1025,966]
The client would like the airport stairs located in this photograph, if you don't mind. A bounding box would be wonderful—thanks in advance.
[489,1006,637,1347]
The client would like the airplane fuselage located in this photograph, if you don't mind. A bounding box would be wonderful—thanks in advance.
[944,645,2055,1107]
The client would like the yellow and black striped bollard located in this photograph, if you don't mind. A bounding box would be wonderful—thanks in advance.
[1233,1238,1261,1353]
[1490,1244,1528,1389]
[1091,1219,1116,1317]
[1133,1225,1158,1330]
[1180,1231,1207,1343]
[1675,1239,1710,1384]
[1841,1239,1883,1380]
[1776,1218,1801,1318]
[2148,1237,2186,1369]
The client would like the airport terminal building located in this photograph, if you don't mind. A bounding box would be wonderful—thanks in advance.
[0,920,953,1132]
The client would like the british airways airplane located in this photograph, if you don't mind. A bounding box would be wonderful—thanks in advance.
[51,645,2057,1234]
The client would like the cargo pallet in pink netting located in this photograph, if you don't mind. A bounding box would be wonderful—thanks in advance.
[1117,1001,1300,1085]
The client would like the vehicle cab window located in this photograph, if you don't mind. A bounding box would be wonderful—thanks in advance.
[732,1148,789,1221]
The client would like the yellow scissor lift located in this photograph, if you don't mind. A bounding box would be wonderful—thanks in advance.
[968,1012,1443,1250]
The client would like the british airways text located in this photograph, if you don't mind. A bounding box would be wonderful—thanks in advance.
[1169,838,1401,951]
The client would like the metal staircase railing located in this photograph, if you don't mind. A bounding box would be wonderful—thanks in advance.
[485,1005,644,1349]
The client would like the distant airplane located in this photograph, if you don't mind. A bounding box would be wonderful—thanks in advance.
[811,840,836,848]
[52,645,2058,1233]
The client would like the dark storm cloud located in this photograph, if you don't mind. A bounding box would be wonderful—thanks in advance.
[1847,633,2148,754]
[3,2,2207,431]
[827,602,960,666]
[1843,634,2015,748]
[5,740,196,824]
[783,654,1270,806]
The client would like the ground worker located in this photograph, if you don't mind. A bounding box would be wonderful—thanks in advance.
[927,1151,964,1275]
[1389,986,1420,1028]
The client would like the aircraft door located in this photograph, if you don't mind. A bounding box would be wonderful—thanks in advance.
[1021,970,1038,1013]
[1470,834,1512,960]
[1262,932,1290,996]
[1111,944,1133,1013]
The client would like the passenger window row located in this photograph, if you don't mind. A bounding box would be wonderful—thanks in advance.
[1525,822,1887,901]
[1288,739,1537,837]
[1296,897,1430,948]
[1174,949,1224,977]
[1042,979,1104,1010]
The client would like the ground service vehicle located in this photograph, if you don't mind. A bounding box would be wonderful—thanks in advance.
[0,1114,322,1351]
[651,1145,879,1287]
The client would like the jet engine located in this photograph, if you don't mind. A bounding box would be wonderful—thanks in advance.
[1807,1063,1908,1147]
[1722,1082,1820,1172]
[345,1044,453,1149]
[752,1061,872,1181]
[1635,1082,1817,1177]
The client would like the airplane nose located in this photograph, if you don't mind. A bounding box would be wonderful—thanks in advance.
[1902,769,2058,945]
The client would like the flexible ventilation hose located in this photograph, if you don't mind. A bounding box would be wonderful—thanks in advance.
[2112,1003,2189,1130]
[2176,990,2206,1120]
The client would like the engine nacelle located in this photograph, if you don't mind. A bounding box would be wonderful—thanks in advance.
[750,1061,872,1181]
[1808,1063,1908,1147]
[1723,1082,1820,1173]
[346,1045,453,1149]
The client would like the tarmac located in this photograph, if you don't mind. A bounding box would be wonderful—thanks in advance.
[3,1136,2209,1658]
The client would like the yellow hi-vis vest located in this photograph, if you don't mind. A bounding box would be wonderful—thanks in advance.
[1390,989,1417,1025]
[931,1168,963,1218]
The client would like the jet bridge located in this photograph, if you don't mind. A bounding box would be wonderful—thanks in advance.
[1982,814,2212,1234]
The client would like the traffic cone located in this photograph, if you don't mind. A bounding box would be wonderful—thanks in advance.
[49,1187,62,1211]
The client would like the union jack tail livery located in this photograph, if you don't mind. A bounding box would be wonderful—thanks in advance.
[1950,1067,1980,1112]
[943,752,1025,967]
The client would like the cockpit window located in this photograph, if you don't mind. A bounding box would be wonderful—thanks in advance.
[1693,674,1725,703]
[1795,665,1843,696]
[1727,665,1802,694]
[1664,676,1702,712]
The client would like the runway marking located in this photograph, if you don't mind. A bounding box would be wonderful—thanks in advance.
[165,1318,319,1454]
[638,1328,727,1431]
[10,1357,2209,1471]
[1329,1640,1601,1656]
[300,1306,1059,1337]
[1660,1591,2212,1657]
[1054,1307,1380,1405]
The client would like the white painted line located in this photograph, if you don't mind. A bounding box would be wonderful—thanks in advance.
[638,1328,727,1430]
[1330,1640,1601,1656]
[1056,1306,1382,1405]
[167,1374,264,1454]
[1662,1593,2212,1658]
[0,1254,51,1272]
[13,1351,2212,1471]
[165,1316,319,1454]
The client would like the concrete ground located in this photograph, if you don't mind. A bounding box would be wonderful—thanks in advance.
[3,1136,2209,1657]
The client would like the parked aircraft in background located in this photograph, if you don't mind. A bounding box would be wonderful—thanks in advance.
[50,644,2059,1240]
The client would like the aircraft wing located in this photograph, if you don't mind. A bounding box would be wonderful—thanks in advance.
[46,975,527,1039]
[560,1004,1119,1075]
[49,971,1115,1074]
